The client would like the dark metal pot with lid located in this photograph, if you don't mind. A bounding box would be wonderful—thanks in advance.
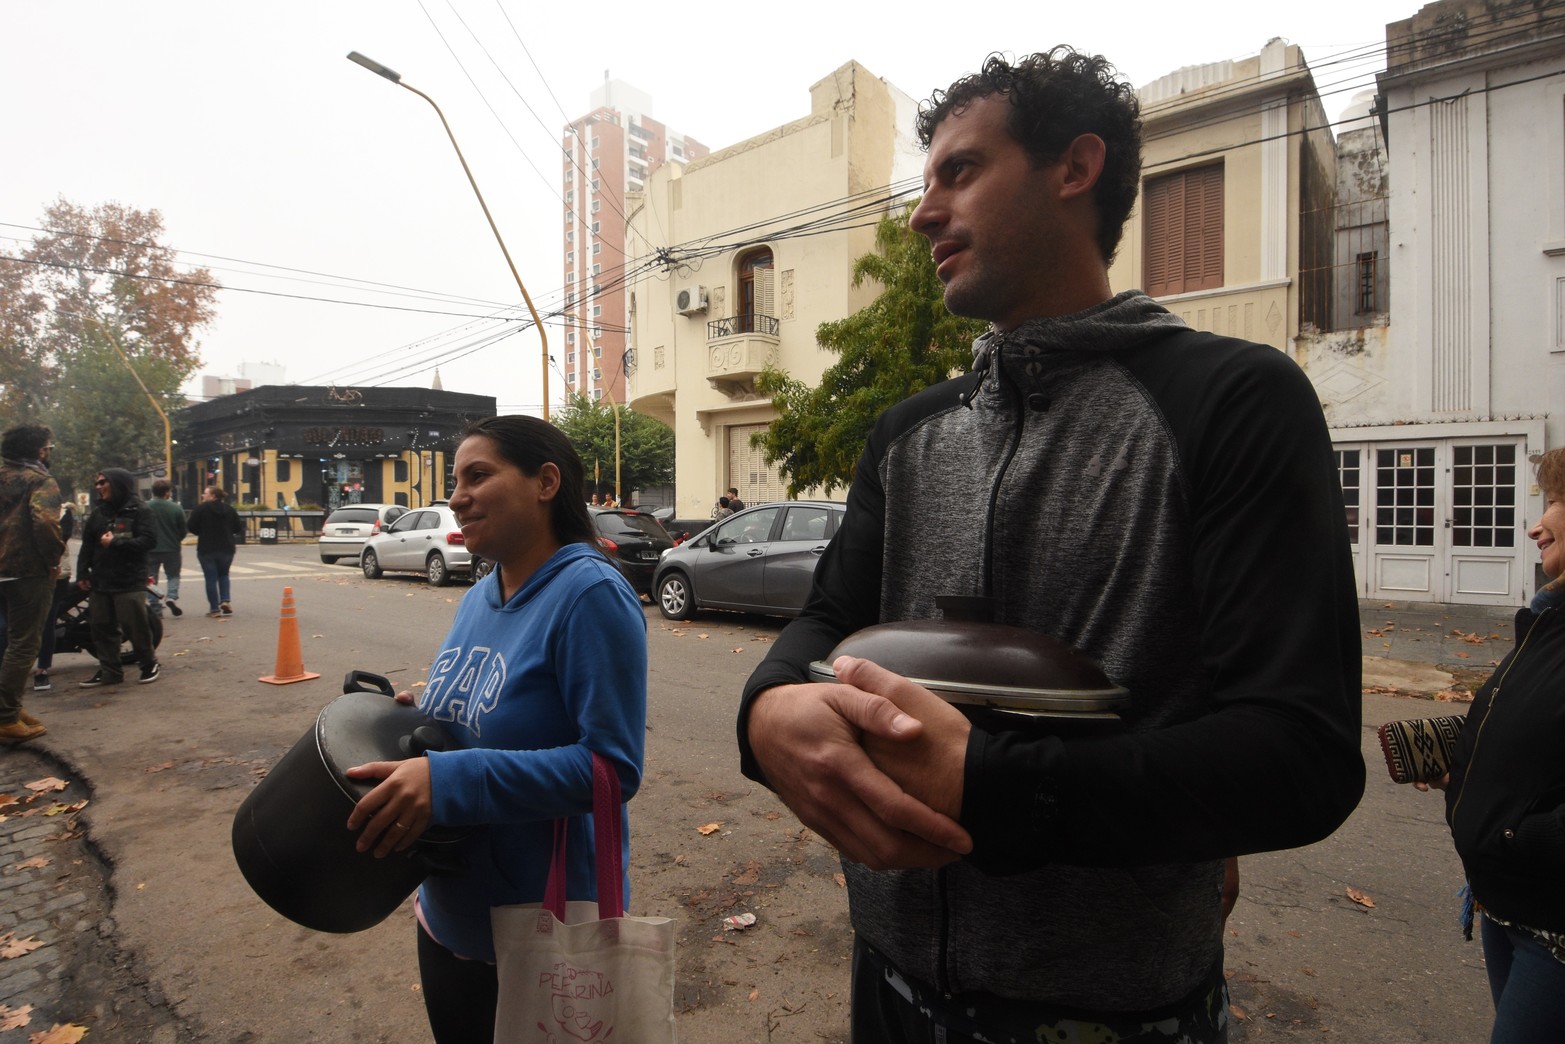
[808,596,1130,730]
[231,670,465,933]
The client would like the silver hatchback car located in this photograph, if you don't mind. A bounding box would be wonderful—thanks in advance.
[652,500,846,620]
[358,504,474,586]
[318,503,408,563]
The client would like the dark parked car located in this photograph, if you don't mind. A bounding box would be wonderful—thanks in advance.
[590,508,674,597]
[651,500,846,621]
[647,507,711,545]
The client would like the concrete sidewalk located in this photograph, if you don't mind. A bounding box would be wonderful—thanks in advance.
[1358,598,1517,694]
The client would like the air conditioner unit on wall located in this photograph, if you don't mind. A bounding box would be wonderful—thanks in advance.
[675,286,708,315]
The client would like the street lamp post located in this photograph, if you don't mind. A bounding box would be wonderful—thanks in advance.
[347,51,550,419]
[97,321,173,480]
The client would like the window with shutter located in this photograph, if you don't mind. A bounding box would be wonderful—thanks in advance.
[1144,164,1224,296]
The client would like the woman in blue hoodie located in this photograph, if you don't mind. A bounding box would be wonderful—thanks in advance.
[346,416,648,1044]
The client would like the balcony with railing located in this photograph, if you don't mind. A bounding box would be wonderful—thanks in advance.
[705,313,780,397]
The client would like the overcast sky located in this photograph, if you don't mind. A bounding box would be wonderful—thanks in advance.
[4,0,1413,414]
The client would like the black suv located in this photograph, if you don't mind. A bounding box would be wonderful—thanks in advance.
[589,508,674,597]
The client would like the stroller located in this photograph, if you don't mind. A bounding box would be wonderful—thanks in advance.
[52,579,165,664]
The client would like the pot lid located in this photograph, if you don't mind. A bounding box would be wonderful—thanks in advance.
[809,616,1129,715]
[315,691,449,802]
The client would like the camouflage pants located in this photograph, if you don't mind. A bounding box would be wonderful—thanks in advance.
[850,940,1229,1044]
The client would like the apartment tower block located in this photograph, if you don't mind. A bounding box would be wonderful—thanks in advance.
[561,79,707,404]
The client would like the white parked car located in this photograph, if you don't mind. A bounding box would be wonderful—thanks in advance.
[318,504,408,564]
[358,504,473,586]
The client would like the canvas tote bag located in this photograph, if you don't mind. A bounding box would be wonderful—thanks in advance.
[491,753,675,1043]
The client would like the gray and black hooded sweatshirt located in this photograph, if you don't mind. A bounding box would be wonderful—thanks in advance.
[740,291,1364,1013]
[78,469,155,594]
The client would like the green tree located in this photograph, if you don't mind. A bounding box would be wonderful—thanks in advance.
[754,203,986,496]
[0,198,218,494]
[553,394,675,500]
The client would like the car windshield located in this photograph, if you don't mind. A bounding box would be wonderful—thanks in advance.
[326,508,379,525]
[594,512,667,539]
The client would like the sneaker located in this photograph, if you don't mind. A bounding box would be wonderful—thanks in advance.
[33,672,51,692]
[0,720,45,743]
[205,610,223,619]
[166,599,183,617]
[139,662,161,684]
[79,670,124,688]
[220,602,233,616]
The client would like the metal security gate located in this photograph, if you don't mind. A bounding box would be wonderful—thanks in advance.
[1338,438,1525,605]
[726,423,786,506]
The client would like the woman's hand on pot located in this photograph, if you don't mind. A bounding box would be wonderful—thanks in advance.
[345,757,433,858]
[395,689,416,706]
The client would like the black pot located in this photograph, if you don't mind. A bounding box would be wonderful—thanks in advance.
[231,670,464,933]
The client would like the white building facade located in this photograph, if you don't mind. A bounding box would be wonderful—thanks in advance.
[625,61,923,518]
[1333,0,1564,605]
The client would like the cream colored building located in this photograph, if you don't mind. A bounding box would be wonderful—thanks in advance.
[1109,39,1337,352]
[625,61,923,518]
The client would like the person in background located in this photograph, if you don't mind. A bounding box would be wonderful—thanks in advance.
[725,487,746,512]
[145,479,186,618]
[1421,447,1565,1042]
[0,424,64,741]
[712,496,733,521]
[344,415,647,1044]
[738,48,1362,1042]
[77,468,159,687]
[601,491,618,508]
[185,486,243,619]
[27,503,77,692]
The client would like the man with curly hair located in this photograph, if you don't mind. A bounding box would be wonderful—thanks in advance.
[0,425,64,741]
[738,49,1363,1041]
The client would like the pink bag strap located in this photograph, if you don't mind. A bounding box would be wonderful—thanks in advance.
[543,751,625,921]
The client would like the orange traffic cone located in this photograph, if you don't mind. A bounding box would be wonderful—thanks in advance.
[260,586,321,685]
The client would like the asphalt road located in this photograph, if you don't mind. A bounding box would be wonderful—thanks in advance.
[2,542,1498,1042]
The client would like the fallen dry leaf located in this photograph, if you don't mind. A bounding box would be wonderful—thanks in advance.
[1346,886,1376,909]
[748,988,760,1002]
[732,861,761,885]
[0,795,18,810]
[0,1003,32,1031]
[1230,1004,1249,1021]
[697,633,709,640]
[31,1024,89,1043]
[697,822,723,836]
[24,778,67,794]
[1454,651,1471,659]
[833,872,847,888]
[0,935,44,959]
[12,857,48,871]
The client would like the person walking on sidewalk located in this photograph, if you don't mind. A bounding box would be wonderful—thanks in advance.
[186,486,242,618]
[145,480,186,618]
[76,469,160,687]
[0,424,64,741]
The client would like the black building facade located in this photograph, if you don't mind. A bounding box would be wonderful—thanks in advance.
[172,385,496,511]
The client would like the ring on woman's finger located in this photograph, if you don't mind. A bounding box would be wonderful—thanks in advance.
[395,822,407,830]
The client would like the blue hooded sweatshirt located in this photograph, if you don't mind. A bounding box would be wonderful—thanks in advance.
[417,541,647,962]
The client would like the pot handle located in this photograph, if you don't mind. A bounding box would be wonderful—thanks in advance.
[342,670,396,698]
[402,725,450,758]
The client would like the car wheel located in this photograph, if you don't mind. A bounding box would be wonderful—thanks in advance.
[427,553,451,587]
[361,548,383,579]
[657,572,695,621]
[471,557,493,582]
[320,555,338,565]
